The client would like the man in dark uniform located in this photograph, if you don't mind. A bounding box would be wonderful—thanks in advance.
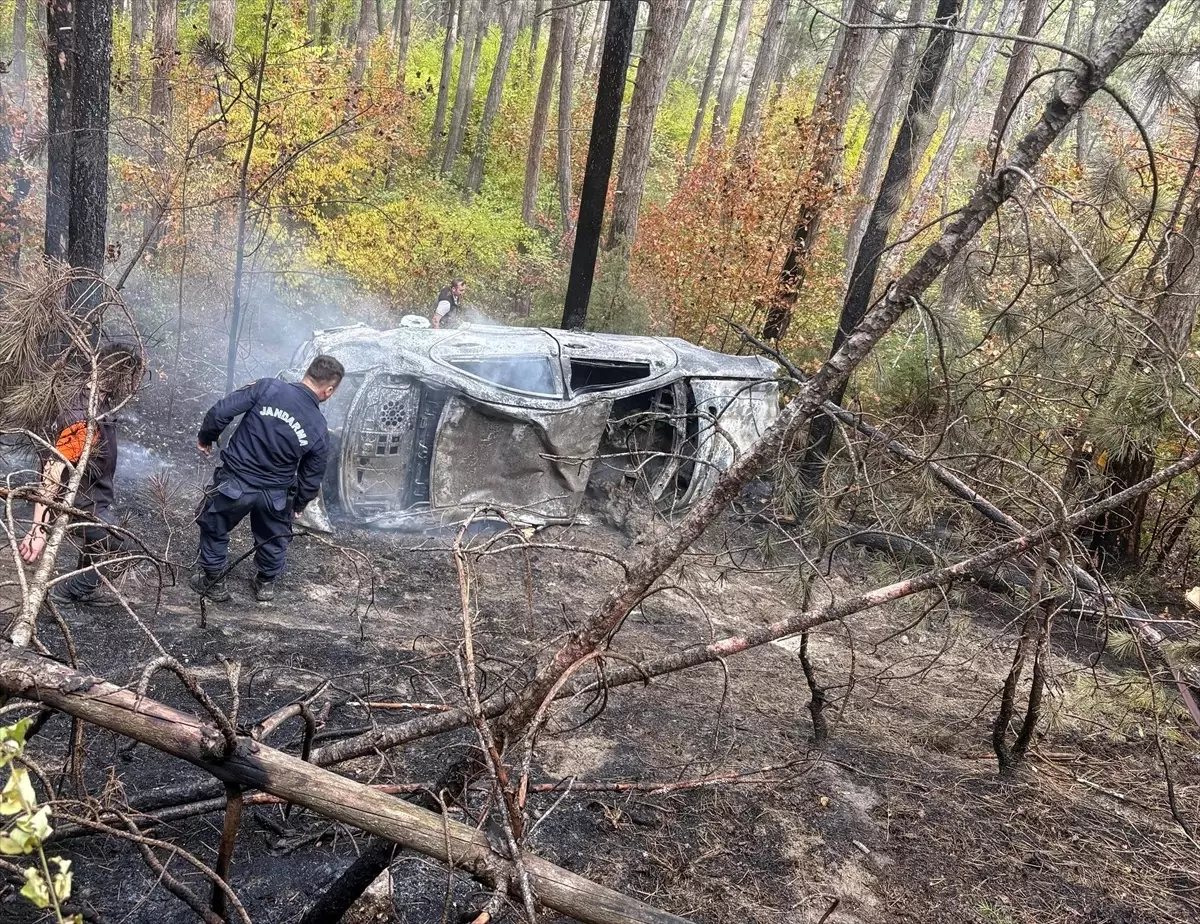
[430,278,466,329]
[191,355,344,603]
[18,342,144,606]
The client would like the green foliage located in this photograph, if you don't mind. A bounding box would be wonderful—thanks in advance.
[1,720,81,924]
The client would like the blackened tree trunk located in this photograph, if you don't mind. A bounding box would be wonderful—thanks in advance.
[710,0,754,147]
[894,0,1020,246]
[521,5,564,226]
[561,0,638,329]
[465,0,522,194]
[442,0,493,174]
[68,0,113,305]
[844,0,925,277]
[685,0,732,163]
[351,0,375,85]
[209,0,234,56]
[735,0,789,150]
[797,0,962,491]
[12,0,28,88]
[605,0,691,248]
[557,3,576,234]
[430,0,459,157]
[45,0,74,262]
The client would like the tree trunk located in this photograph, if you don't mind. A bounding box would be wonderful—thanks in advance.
[521,5,564,226]
[0,88,29,270]
[375,0,385,35]
[442,0,493,174]
[561,0,637,328]
[844,0,925,277]
[605,0,691,248]
[894,0,1021,246]
[209,0,234,56]
[760,0,868,340]
[12,0,28,88]
[150,0,177,130]
[685,0,732,163]
[0,643,693,924]
[585,0,607,76]
[557,4,576,234]
[529,0,545,79]
[984,0,1052,165]
[308,0,318,35]
[465,0,522,194]
[68,0,114,307]
[797,0,962,490]
[710,0,753,147]
[45,0,74,262]
[395,0,412,83]
[351,0,375,86]
[735,0,788,150]
[430,0,459,158]
[129,0,150,108]
[682,0,715,71]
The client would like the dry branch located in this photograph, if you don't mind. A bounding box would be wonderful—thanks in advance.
[0,643,691,924]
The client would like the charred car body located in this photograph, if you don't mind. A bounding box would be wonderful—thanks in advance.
[283,323,779,528]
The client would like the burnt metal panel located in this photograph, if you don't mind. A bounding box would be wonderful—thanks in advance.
[430,396,612,520]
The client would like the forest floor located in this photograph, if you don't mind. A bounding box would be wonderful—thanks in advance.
[2,291,1198,924]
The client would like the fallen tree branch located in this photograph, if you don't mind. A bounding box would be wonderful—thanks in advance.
[0,644,691,924]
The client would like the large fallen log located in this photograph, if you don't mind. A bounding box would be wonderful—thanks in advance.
[0,643,690,924]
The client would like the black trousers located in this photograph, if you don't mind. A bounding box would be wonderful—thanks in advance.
[62,507,130,595]
[196,473,294,579]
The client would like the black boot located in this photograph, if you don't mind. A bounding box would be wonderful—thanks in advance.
[190,570,232,603]
[50,580,118,608]
[252,574,276,603]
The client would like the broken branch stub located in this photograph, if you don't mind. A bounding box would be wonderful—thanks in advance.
[0,643,692,924]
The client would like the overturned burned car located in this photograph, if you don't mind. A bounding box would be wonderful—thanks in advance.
[284,323,779,528]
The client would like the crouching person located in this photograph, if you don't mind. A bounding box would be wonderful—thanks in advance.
[192,355,343,603]
[18,342,144,607]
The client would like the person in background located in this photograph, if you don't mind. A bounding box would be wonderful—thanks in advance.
[431,278,466,329]
[191,355,344,603]
[18,341,144,606]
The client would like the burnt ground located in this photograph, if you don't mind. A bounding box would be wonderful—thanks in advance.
[2,293,1199,924]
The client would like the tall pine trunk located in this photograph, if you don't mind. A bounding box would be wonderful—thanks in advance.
[395,0,412,83]
[209,0,234,56]
[844,0,925,277]
[761,0,868,339]
[735,0,788,150]
[585,0,607,76]
[129,0,150,108]
[985,0,1051,164]
[605,0,691,248]
[685,0,732,163]
[710,0,754,147]
[12,0,28,88]
[69,0,114,309]
[894,0,1021,246]
[351,0,375,86]
[529,0,545,79]
[430,0,459,158]
[442,0,493,174]
[797,0,962,491]
[521,5,564,225]
[557,4,576,234]
[465,0,523,194]
[45,0,74,261]
[150,0,176,131]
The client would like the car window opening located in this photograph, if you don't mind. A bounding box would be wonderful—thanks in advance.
[569,359,653,393]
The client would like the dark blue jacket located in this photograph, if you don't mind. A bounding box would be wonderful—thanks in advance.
[198,378,329,510]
